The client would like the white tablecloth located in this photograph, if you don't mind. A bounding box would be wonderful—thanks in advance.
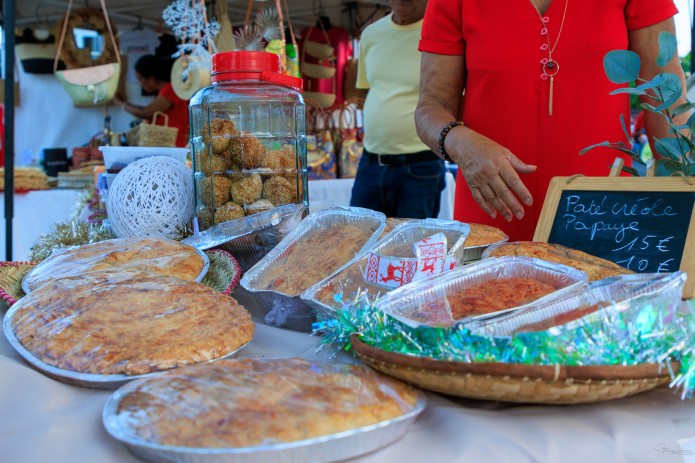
[308,172,456,220]
[0,189,85,261]
[1,295,695,463]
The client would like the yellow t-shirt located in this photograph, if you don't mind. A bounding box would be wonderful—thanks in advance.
[357,14,429,155]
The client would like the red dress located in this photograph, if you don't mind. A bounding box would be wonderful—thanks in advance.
[159,82,190,148]
[419,0,678,241]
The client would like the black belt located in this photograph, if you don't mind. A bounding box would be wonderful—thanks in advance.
[365,149,440,167]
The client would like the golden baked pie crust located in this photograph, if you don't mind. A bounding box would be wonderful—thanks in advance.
[12,271,254,376]
[25,237,206,291]
[114,357,421,448]
[487,241,633,281]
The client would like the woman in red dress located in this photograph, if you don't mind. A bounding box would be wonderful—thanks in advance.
[415,0,688,241]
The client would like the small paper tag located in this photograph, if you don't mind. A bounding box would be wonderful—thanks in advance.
[412,233,447,282]
[364,233,458,289]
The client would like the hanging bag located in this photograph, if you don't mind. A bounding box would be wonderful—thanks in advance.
[54,0,121,107]
[305,101,337,179]
[170,0,212,100]
[336,101,364,178]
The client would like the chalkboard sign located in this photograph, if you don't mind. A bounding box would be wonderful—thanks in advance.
[534,177,695,298]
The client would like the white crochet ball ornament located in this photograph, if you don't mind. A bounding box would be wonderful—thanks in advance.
[107,156,194,238]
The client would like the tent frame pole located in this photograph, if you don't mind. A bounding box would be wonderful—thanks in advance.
[3,0,15,261]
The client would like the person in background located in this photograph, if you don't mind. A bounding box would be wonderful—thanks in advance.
[116,55,190,148]
[349,0,445,219]
[415,0,689,240]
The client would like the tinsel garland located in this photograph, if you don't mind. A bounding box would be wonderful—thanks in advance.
[30,221,114,261]
[314,295,695,399]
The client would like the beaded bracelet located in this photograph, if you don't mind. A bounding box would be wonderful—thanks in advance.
[437,121,465,163]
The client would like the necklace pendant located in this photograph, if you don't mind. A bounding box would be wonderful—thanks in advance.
[549,75,554,116]
[542,59,559,77]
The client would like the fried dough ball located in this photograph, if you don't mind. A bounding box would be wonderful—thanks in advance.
[244,199,274,216]
[202,118,237,154]
[199,175,233,206]
[195,153,228,175]
[226,137,242,164]
[262,176,294,206]
[214,201,245,223]
[231,174,263,205]
[262,147,296,179]
[228,133,265,169]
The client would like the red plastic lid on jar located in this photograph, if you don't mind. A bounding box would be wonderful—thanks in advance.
[211,51,303,91]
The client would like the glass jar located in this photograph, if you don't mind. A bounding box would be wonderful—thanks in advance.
[189,51,307,231]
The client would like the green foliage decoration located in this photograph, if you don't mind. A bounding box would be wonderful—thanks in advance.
[581,32,695,176]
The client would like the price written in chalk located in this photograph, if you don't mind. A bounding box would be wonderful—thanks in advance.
[548,191,695,273]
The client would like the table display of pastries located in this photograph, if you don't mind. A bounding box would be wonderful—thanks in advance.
[23,237,207,292]
[105,357,423,449]
[0,167,50,191]
[8,270,254,377]
[483,241,633,280]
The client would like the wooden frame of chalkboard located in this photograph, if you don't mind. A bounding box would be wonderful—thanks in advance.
[534,177,695,298]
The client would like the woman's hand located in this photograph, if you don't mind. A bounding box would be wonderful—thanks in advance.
[415,52,536,222]
[446,127,536,221]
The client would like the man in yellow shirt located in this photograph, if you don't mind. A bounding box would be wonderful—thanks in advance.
[349,0,444,218]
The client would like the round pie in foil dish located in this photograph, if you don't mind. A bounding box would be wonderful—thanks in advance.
[22,237,210,294]
[102,357,426,463]
[6,270,254,389]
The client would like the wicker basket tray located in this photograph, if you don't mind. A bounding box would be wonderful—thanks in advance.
[126,111,178,147]
[350,335,675,404]
[0,261,39,309]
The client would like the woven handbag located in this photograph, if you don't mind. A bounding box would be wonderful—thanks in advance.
[54,0,121,107]
[127,112,179,147]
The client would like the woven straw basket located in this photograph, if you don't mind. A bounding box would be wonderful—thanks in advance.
[302,62,337,79]
[127,111,178,147]
[304,92,337,109]
[350,335,674,404]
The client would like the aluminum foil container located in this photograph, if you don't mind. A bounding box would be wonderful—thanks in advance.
[301,219,471,315]
[468,271,688,337]
[102,361,426,463]
[22,246,210,295]
[375,256,588,328]
[2,303,249,389]
[460,224,509,262]
[182,204,306,272]
[240,207,386,331]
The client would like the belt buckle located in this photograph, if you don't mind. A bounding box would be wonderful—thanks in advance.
[376,153,387,167]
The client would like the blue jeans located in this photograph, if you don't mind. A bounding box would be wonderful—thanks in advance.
[349,150,445,219]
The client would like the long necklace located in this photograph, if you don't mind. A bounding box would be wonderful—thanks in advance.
[529,0,568,116]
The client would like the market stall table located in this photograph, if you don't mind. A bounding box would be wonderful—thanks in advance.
[2,299,695,463]
[0,189,86,261]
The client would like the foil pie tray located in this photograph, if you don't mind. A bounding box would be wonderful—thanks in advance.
[183,204,306,272]
[22,245,210,295]
[2,306,248,389]
[102,383,426,463]
[240,207,386,332]
[375,256,588,328]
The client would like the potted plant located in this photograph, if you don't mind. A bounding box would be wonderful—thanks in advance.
[581,32,694,176]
